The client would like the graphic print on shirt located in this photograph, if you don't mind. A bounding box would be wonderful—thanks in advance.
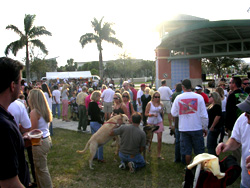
[178,98,198,115]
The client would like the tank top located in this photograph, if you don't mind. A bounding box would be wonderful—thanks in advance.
[125,102,131,119]
[38,116,50,138]
[113,104,124,115]
[147,102,163,125]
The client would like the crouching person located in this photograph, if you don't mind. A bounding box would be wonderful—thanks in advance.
[110,112,146,173]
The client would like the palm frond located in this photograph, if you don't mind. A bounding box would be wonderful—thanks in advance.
[29,26,52,39]
[4,40,25,56]
[102,22,115,36]
[30,39,48,55]
[6,25,24,37]
[79,33,98,48]
[91,17,104,34]
[24,14,36,35]
[105,37,123,48]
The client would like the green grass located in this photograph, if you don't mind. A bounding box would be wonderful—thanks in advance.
[38,128,241,188]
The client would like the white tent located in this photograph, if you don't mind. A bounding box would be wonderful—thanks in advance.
[46,71,92,80]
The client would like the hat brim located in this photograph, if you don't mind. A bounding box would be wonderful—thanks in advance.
[237,99,250,113]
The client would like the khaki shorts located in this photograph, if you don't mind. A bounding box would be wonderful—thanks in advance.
[161,100,172,113]
[103,102,113,113]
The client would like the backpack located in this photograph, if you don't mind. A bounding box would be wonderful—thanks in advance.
[183,155,241,188]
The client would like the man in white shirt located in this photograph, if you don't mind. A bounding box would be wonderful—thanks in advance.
[171,79,208,165]
[8,100,31,131]
[158,79,173,126]
[137,83,146,113]
[216,96,250,188]
[52,85,61,118]
[101,84,115,121]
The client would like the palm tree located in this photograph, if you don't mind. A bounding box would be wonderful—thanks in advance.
[79,17,123,79]
[5,14,52,83]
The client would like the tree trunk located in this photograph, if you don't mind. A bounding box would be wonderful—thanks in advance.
[26,43,30,83]
[99,50,103,79]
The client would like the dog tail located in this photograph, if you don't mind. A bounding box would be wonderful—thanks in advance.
[76,140,90,154]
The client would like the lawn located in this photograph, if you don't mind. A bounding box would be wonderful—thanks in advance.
[40,128,241,188]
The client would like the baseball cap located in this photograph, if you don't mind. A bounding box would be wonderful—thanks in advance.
[237,95,250,113]
[195,85,202,90]
[88,88,93,92]
[109,84,113,87]
[140,83,146,87]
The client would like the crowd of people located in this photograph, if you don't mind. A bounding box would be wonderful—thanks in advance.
[1,56,250,188]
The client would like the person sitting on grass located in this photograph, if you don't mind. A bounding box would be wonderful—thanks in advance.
[110,112,146,173]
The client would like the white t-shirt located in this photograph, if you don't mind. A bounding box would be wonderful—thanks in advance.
[231,113,250,188]
[137,89,144,105]
[52,89,61,104]
[101,88,115,102]
[224,89,228,97]
[221,97,227,112]
[158,86,173,101]
[44,92,52,111]
[171,92,208,131]
[8,100,31,129]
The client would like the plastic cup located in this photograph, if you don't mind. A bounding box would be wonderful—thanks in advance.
[28,130,43,146]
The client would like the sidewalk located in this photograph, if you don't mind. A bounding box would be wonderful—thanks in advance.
[52,118,176,144]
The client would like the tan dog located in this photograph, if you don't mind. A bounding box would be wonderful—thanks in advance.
[76,114,129,169]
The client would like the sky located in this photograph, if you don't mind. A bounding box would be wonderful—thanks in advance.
[1,0,250,67]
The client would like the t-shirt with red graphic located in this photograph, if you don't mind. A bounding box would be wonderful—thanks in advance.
[171,92,208,132]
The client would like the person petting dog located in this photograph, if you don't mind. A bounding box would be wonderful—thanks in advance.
[110,112,146,173]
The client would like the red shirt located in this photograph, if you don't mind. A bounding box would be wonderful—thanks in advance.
[196,91,209,104]
[130,88,137,101]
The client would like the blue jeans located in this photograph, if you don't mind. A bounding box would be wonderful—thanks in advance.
[180,130,204,155]
[175,128,186,164]
[207,128,220,156]
[90,121,103,160]
[119,152,145,170]
[52,104,60,118]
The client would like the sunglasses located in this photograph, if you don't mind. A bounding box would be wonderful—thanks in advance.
[113,98,119,100]
[243,83,250,85]
[122,95,129,98]
[154,96,160,98]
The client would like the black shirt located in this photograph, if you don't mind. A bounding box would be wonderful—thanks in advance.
[88,102,103,124]
[208,104,222,129]
[0,105,29,187]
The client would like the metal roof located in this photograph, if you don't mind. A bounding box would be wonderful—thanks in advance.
[158,19,250,60]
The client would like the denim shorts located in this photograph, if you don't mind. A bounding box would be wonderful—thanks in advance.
[180,130,204,155]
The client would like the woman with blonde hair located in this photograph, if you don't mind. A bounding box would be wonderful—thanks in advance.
[215,87,227,143]
[61,84,70,122]
[207,92,223,155]
[112,93,128,117]
[88,90,105,163]
[145,91,164,159]
[28,89,52,188]
[121,91,134,122]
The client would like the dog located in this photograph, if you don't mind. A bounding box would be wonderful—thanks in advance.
[143,124,159,162]
[76,114,129,169]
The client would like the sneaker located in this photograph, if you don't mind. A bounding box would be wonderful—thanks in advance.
[119,163,126,170]
[82,130,90,133]
[128,162,135,173]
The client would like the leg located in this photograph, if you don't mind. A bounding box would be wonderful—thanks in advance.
[26,146,36,183]
[82,106,87,131]
[157,132,163,158]
[52,104,56,117]
[78,105,83,130]
[174,128,181,162]
[167,113,172,126]
[207,129,220,156]
[56,104,60,118]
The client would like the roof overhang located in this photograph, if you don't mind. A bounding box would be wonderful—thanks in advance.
[157,19,250,60]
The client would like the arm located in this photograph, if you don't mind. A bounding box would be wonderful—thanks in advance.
[121,104,129,118]
[209,116,221,131]
[30,109,40,130]
[216,137,241,155]
[0,175,25,188]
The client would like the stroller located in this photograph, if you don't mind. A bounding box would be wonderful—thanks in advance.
[183,155,241,188]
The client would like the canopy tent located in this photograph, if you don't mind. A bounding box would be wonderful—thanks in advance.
[46,71,92,80]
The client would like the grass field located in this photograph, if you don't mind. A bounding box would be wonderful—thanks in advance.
[32,128,242,188]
